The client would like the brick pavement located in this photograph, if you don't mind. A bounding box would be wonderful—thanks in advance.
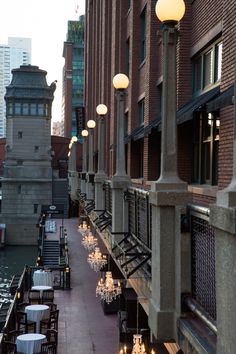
[55,218,120,354]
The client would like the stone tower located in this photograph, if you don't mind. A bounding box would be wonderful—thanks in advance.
[1,65,55,245]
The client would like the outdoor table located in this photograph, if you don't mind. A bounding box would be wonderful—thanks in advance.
[16,333,46,354]
[25,304,50,333]
[31,285,53,299]
[33,270,53,287]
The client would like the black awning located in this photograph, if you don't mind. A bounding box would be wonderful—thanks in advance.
[133,125,144,141]
[177,86,220,124]
[144,117,161,136]
[206,84,234,112]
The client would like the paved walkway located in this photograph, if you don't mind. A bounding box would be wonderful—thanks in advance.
[55,218,120,354]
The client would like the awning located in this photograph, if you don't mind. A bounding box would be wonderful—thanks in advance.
[124,125,144,144]
[144,117,161,136]
[177,86,220,124]
[206,84,234,112]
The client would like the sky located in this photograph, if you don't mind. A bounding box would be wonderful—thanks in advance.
[0,0,85,122]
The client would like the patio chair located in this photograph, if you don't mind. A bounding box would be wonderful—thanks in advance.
[16,311,36,333]
[2,340,17,354]
[40,342,57,354]
[42,289,54,304]
[28,289,41,304]
[40,310,59,333]
[46,329,58,349]
[44,303,57,312]
[5,329,23,343]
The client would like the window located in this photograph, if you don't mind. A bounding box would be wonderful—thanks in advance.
[193,40,222,95]
[193,112,220,185]
[34,146,39,152]
[38,104,45,116]
[18,185,21,194]
[138,99,145,126]
[140,7,146,63]
[30,103,37,115]
[15,103,21,115]
[18,131,23,139]
[124,112,128,136]
[22,103,29,115]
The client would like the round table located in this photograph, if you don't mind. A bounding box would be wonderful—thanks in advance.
[33,270,53,287]
[31,285,53,299]
[25,304,50,333]
[16,333,46,354]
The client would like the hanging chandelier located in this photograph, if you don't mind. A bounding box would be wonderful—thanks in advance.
[119,334,155,354]
[87,247,107,272]
[78,221,89,234]
[81,231,98,251]
[96,271,121,303]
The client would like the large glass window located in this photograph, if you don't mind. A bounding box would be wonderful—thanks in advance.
[140,7,146,63]
[138,99,145,126]
[193,39,222,95]
[193,112,219,185]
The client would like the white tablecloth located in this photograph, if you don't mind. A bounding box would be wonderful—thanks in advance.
[16,333,46,354]
[25,304,50,333]
[31,285,53,298]
[33,270,53,287]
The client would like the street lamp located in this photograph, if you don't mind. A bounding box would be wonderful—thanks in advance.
[94,104,108,210]
[148,0,189,342]
[111,73,130,236]
[112,73,129,176]
[87,119,96,199]
[80,129,89,194]
[154,0,186,190]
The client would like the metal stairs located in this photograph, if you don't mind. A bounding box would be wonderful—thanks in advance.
[42,240,60,267]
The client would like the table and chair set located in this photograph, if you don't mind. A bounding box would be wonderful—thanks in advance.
[2,270,59,354]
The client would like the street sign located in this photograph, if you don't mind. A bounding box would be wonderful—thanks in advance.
[41,204,64,215]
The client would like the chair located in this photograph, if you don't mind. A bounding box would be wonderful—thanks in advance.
[40,342,57,354]
[16,302,30,312]
[28,289,41,304]
[40,310,59,333]
[5,329,23,343]
[42,290,54,304]
[16,311,36,333]
[2,341,17,354]
[46,329,58,349]
[44,303,57,312]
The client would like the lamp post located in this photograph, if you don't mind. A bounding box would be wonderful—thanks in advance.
[148,0,190,342]
[111,73,131,239]
[86,119,96,200]
[81,129,89,194]
[94,104,108,210]
[68,136,78,202]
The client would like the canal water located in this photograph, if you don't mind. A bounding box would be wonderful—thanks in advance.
[0,246,37,304]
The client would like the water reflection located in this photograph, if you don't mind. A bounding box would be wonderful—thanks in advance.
[0,246,37,304]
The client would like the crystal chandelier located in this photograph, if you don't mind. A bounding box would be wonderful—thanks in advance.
[87,247,107,272]
[96,271,121,303]
[78,221,90,234]
[81,231,98,251]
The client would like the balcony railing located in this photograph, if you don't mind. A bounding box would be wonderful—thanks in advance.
[188,204,216,323]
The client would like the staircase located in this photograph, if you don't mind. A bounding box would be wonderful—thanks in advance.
[42,240,60,267]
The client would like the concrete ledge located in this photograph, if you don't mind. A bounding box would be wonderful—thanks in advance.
[210,205,236,235]
[111,175,131,189]
[149,299,175,341]
[150,190,191,207]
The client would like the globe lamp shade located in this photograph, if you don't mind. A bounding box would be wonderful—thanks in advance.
[87,119,96,129]
[113,73,129,90]
[71,136,78,142]
[155,0,185,23]
[96,104,108,116]
[81,129,89,137]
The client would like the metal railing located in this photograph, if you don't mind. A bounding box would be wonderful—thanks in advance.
[126,187,152,250]
[188,204,216,323]
[104,180,112,214]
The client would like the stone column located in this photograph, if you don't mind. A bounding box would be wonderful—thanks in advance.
[148,24,190,341]
[111,88,131,243]
[81,136,88,195]
[86,128,95,200]
[95,115,107,210]
[210,60,236,354]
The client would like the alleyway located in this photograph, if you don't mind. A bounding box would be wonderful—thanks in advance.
[55,218,120,354]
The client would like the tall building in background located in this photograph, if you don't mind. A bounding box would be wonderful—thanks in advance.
[0,37,31,137]
[62,16,85,138]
